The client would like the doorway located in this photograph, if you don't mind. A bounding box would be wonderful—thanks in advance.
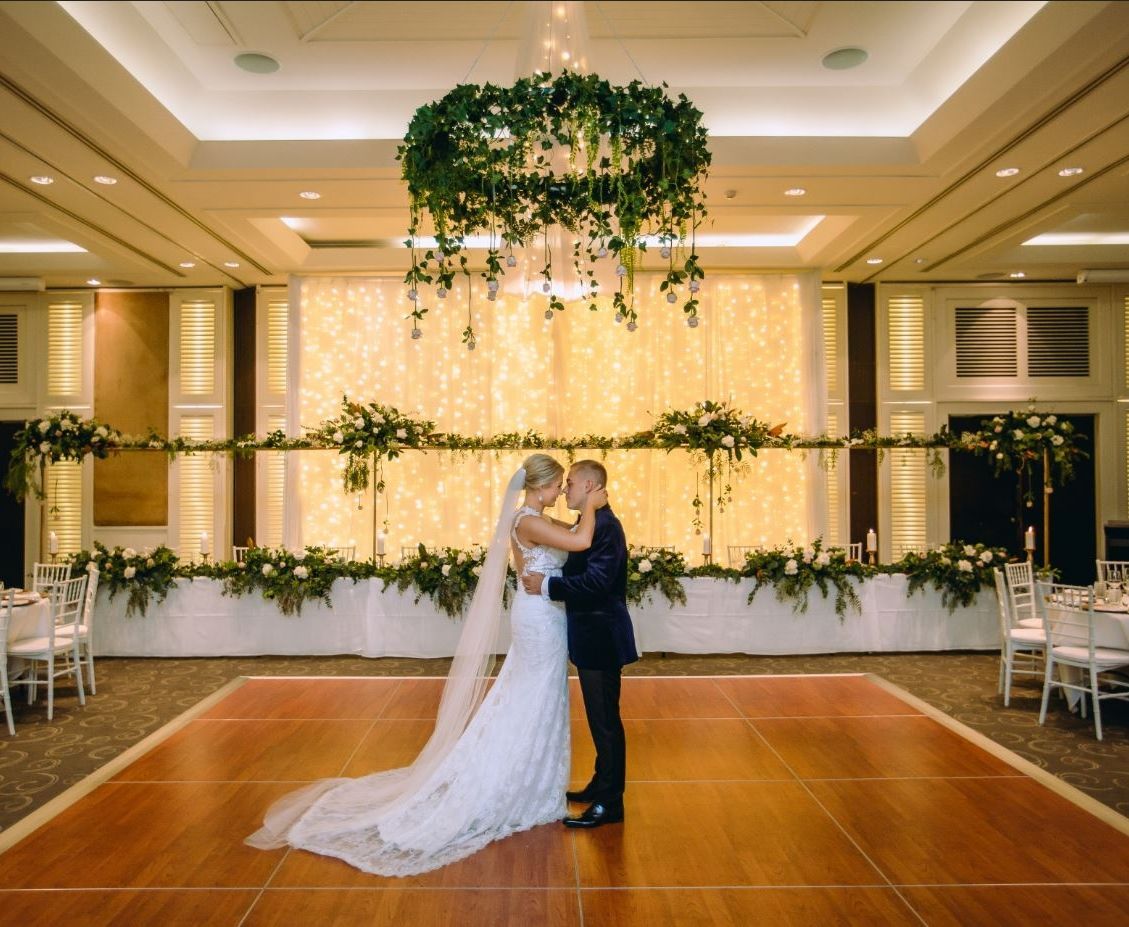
[0,421,27,588]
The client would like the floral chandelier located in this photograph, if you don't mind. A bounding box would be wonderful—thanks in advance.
[396,70,712,342]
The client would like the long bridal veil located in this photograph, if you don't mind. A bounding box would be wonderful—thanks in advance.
[246,467,528,849]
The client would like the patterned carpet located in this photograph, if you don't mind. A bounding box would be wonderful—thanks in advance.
[2,651,1127,834]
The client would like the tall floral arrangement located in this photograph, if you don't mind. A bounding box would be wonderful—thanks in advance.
[5,411,121,499]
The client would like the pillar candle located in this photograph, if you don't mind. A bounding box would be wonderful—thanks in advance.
[376,533,386,556]
[866,529,877,553]
[1024,526,1035,550]
[702,534,712,555]
[48,531,58,555]
[200,531,210,556]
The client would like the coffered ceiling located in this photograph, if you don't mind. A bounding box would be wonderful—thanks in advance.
[1,0,1127,291]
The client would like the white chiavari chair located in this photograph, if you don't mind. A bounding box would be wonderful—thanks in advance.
[1,590,15,734]
[847,542,863,562]
[1036,581,1129,740]
[57,568,99,694]
[993,568,1045,706]
[232,546,251,563]
[321,545,356,562]
[1004,560,1041,629]
[727,546,759,568]
[32,562,70,593]
[1095,560,1129,585]
[7,574,88,721]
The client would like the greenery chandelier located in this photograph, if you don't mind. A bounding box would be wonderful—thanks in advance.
[397,71,712,340]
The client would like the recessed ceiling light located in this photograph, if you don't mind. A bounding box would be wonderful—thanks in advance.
[865,257,883,265]
[93,175,118,185]
[223,261,240,268]
[995,167,1020,177]
[1058,167,1085,177]
[29,175,54,185]
[913,257,928,264]
[723,189,737,200]
[1009,271,1026,278]
[784,187,807,197]
[86,278,101,286]
[234,52,280,74]
[298,190,321,200]
[179,261,196,268]
[822,47,869,70]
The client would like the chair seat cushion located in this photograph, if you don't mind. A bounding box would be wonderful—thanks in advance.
[56,623,89,638]
[1017,617,1043,629]
[7,635,76,655]
[1009,628,1046,644]
[1052,645,1129,667]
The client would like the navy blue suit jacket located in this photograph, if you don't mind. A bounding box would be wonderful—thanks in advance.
[547,506,638,670]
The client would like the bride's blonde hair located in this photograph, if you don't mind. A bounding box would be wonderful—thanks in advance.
[521,453,564,490]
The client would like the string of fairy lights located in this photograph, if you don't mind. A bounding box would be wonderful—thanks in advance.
[295,273,807,560]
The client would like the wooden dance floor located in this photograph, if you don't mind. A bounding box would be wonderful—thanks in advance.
[2,674,1129,925]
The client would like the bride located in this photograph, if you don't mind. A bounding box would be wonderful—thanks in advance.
[246,453,606,875]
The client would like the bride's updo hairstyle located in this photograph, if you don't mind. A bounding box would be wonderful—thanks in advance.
[521,453,564,490]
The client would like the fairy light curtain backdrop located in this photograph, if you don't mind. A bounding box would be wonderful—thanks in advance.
[283,272,825,561]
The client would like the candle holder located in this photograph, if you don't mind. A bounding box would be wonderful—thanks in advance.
[867,551,876,567]
[201,553,210,565]
[375,553,386,568]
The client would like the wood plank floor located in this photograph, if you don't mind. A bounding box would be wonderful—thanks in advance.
[1,673,1127,926]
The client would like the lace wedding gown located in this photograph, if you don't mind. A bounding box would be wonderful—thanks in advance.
[245,505,570,876]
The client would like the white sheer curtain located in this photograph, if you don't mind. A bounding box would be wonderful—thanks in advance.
[284,272,823,563]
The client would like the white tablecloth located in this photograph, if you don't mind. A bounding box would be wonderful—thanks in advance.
[91,575,998,658]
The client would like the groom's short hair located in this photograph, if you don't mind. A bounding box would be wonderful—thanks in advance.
[572,459,607,488]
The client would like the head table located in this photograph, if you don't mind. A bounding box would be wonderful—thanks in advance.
[90,575,996,658]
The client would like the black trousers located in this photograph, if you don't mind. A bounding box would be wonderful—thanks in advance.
[577,666,626,806]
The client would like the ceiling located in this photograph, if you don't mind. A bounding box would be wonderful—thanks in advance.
[1,0,1128,292]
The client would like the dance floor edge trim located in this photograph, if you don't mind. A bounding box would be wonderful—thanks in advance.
[1,671,1126,859]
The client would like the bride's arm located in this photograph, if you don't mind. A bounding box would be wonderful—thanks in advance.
[516,488,607,552]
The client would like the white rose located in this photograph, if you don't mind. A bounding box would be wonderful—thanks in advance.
[996,452,1004,459]
[457,552,467,565]
[371,413,385,425]
[419,560,428,569]
[39,441,51,453]
[60,419,74,431]
[989,441,997,450]
[979,550,993,563]
[91,435,101,443]
[994,425,1002,433]
[1046,415,1057,425]
[333,430,344,444]
[784,559,798,575]
[698,414,712,426]
[721,435,735,448]
[957,559,973,572]
[638,558,653,573]
[146,558,155,568]
[940,557,952,566]
[262,564,274,577]
[294,565,309,579]
[441,564,451,576]
[123,566,136,579]
[802,548,814,563]
[237,561,246,569]
[672,424,688,435]
[38,420,50,433]
[95,426,108,438]
[472,565,482,576]
[354,440,364,449]
[1013,429,1025,440]
[124,548,137,559]
[1052,435,1064,446]
[353,416,364,428]
[1027,415,1041,427]
[396,428,408,439]
[816,552,831,567]
[963,544,976,556]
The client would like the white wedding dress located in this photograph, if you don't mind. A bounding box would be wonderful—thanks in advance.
[246,504,570,876]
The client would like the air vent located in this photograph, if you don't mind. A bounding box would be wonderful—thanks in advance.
[1027,306,1089,377]
[955,306,1017,377]
[0,313,16,384]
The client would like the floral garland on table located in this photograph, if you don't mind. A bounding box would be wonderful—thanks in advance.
[73,542,179,617]
[5,411,122,500]
[957,408,1086,501]
[627,546,690,607]
[742,540,873,619]
[894,541,1010,613]
[399,71,711,336]
[388,544,500,619]
[68,539,1027,619]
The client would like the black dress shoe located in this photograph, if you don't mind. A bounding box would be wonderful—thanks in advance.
[566,785,598,803]
[562,802,624,829]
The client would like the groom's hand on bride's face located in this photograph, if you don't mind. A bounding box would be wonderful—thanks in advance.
[522,572,544,595]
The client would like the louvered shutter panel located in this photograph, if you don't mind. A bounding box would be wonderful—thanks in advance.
[0,313,16,384]
[954,306,1017,377]
[1027,307,1088,377]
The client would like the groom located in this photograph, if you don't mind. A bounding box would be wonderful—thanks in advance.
[523,459,638,828]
